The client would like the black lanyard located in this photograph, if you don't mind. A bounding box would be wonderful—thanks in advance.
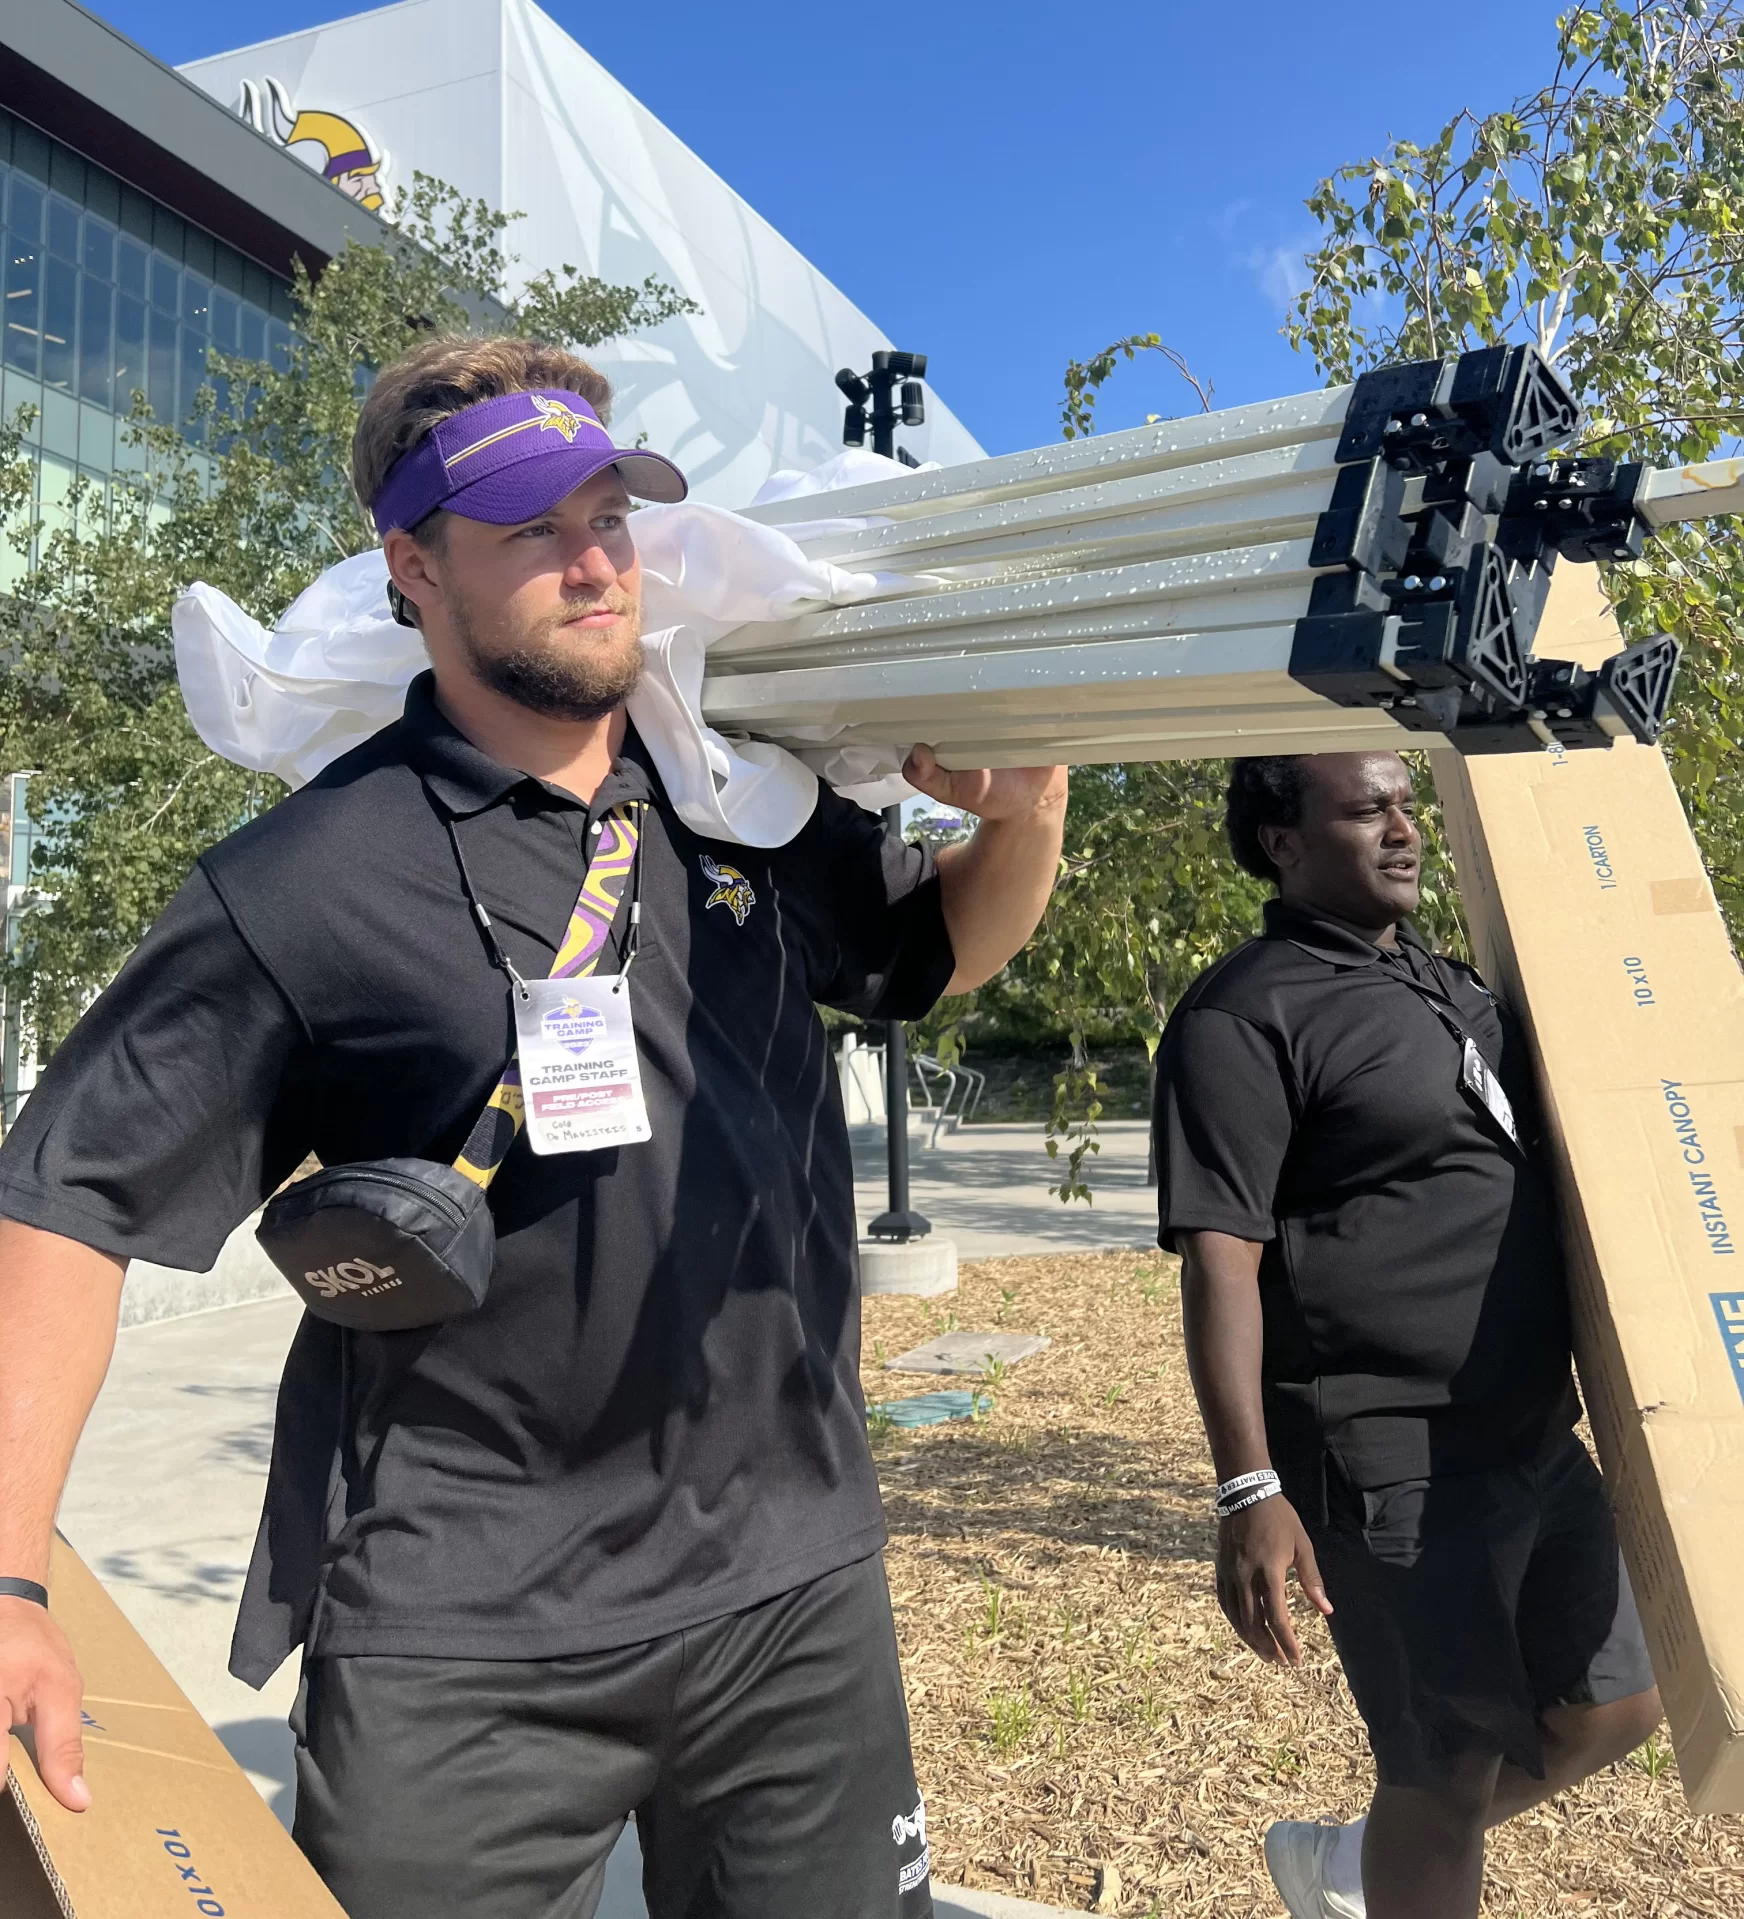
[1374,947,1527,1157]
[442,804,645,998]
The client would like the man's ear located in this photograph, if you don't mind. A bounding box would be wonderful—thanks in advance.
[383,527,441,628]
[1257,820,1298,874]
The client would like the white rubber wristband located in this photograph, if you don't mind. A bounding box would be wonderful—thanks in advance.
[1215,1483,1283,1520]
[1214,1469,1279,1504]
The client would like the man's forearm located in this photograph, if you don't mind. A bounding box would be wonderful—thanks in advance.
[1180,1229,1331,1663]
[935,789,1067,993]
[0,1222,125,1582]
[1178,1230,1272,1482]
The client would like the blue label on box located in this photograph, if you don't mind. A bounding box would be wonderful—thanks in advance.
[1710,1294,1744,1405]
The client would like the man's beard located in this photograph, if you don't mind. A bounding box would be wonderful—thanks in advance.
[448,585,646,721]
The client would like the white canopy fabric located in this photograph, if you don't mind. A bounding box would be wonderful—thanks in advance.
[170,452,932,846]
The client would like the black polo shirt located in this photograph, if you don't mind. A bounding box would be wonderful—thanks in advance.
[1153,898,1576,1500]
[0,674,954,1682]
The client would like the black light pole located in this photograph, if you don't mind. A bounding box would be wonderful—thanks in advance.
[836,350,927,467]
[838,352,931,1244]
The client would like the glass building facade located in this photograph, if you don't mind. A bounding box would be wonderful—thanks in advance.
[0,101,302,1118]
[0,103,296,583]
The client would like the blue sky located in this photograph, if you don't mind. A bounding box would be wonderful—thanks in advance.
[109,0,1571,455]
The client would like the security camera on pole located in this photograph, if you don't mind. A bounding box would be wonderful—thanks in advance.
[837,350,958,1300]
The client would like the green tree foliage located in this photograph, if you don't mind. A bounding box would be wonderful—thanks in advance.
[0,175,695,1048]
[983,762,1264,1201]
[1288,0,1744,940]
[1059,334,1213,439]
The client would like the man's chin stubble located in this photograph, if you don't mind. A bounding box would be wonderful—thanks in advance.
[473,640,645,721]
[455,603,646,722]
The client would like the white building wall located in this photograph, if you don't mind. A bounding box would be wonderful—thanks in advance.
[180,0,982,505]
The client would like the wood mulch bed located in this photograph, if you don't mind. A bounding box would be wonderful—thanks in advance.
[862,1250,1744,1916]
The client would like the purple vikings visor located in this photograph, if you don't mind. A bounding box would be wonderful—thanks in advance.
[370,388,688,532]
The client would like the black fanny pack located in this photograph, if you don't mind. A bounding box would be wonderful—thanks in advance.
[255,799,645,1332]
[257,1157,497,1330]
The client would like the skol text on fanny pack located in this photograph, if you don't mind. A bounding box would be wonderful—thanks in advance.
[255,802,645,1331]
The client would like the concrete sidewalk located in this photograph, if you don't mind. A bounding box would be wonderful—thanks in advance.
[58,1296,303,1811]
[853,1117,1155,1257]
[120,1212,284,1327]
[60,1292,1081,1918]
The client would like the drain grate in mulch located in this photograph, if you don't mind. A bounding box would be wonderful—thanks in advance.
[868,1391,991,1429]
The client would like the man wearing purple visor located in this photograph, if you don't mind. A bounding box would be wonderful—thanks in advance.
[372,381,690,528]
[0,334,1069,1919]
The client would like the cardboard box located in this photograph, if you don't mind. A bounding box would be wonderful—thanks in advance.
[1433,567,1744,1812]
[3,1535,342,1916]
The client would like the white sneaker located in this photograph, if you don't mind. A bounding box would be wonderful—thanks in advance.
[1264,1819,1366,1918]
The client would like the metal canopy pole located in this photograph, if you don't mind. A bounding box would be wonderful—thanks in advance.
[711,345,1692,769]
[838,351,932,1245]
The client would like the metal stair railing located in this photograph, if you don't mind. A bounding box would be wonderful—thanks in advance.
[910,1052,988,1145]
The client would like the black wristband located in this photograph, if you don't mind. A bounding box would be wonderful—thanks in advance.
[0,1577,48,1608]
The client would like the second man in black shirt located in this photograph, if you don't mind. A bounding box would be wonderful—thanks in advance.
[1153,751,1659,1919]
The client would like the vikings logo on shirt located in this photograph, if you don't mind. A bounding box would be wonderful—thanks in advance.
[699,854,756,926]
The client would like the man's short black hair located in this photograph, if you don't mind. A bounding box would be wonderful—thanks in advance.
[1225,756,1316,886]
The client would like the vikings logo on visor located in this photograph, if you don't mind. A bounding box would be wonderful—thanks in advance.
[370,388,688,533]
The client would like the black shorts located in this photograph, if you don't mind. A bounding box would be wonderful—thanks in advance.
[290,1553,933,1919]
[1308,1433,1656,1789]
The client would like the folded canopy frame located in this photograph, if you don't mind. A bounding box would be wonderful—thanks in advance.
[704,347,1708,770]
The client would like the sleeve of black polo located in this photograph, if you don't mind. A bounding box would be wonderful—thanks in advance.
[806,787,954,1022]
[1154,1006,1293,1252]
[0,863,312,1270]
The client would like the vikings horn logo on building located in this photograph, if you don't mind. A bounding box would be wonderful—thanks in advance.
[699,855,756,927]
[237,78,388,214]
